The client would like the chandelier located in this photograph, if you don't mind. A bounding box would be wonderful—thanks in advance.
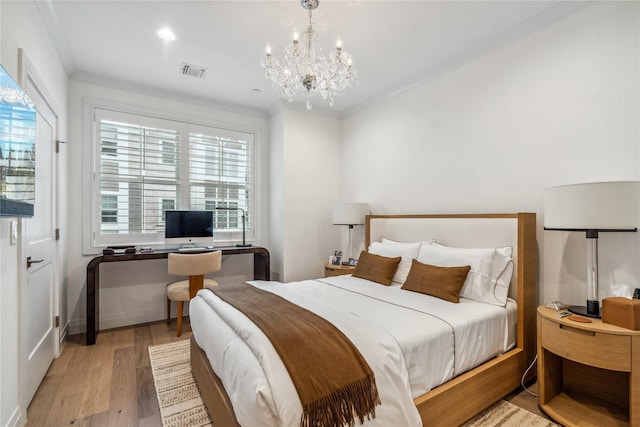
[260,0,357,110]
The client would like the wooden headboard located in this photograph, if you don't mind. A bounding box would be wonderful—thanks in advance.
[365,213,538,367]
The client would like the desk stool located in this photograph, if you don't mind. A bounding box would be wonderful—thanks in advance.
[167,250,222,336]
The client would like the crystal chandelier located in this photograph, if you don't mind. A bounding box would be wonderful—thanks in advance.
[260,0,357,110]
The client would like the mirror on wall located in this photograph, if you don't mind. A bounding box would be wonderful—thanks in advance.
[0,64,36,217]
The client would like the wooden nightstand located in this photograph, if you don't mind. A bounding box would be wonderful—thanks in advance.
[324,263,355,278]
[537,306,640,427]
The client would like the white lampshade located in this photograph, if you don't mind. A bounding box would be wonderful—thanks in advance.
[332,203,370,226]
[544,181,639,230]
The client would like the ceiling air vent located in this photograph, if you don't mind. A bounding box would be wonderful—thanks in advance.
[181,63,207,79]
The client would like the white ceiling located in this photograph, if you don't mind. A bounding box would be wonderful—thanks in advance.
[37,0,590,115]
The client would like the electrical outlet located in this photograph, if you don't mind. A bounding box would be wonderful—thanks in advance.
[10,221,17,245]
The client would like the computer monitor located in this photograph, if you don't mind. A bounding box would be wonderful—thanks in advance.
[164,210,214,245]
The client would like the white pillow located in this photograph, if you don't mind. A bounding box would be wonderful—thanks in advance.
[368,241,421,284]
[492,246,514,304]
[418,242,513,306]
[382,238,435,246]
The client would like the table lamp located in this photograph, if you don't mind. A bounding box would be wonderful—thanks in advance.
[544,181,639,318]
[332,203,370,265]
[215,207,251,247]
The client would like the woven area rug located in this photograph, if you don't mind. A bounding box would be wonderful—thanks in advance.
[463,399,559,427]
[148,340,213,427]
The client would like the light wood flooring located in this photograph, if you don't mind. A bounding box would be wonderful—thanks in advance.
[26,319,548,426]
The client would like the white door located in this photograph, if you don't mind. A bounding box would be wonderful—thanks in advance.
[20,54,58,406]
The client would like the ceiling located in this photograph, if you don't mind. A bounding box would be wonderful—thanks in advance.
[36,0,590,116]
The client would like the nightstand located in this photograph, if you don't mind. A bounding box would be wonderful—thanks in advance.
[537,306,640,427]
[324,263,355,278]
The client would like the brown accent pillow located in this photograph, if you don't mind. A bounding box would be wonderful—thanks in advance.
[352,251,401,286]
[401,259,471,303]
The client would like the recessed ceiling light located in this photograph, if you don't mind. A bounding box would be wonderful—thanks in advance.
[157,26,176,41]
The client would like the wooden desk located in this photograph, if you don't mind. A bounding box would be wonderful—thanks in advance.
[86,246,270,345]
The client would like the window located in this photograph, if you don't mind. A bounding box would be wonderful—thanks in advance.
[90,108,255,247]
[161,140,176,165]
[189,132,250,231]
[101,195,118,224]
[161,198,175,220]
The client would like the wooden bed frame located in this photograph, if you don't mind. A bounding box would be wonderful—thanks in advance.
[191,213,537,427]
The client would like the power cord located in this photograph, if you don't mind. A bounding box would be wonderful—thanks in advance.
[521,353,538,397]
[522,301,571,397]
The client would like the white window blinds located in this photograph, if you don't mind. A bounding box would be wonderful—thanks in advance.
[188,130,252,236]
[92,108,255,247]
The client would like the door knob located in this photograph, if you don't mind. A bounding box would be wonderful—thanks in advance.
[27,256,44,268]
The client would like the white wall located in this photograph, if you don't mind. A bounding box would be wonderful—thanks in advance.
[0,1,68,425]
[268,109,285,281]
[0,219,22,427]
[341,1,639,306]
[269,107,343,282]
[66,80,270,333]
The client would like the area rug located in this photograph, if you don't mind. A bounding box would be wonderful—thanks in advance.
[149,340,556,427]
[463,399,559,427]
[148,340,213,427]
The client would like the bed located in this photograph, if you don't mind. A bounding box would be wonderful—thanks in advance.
[189,213,537,426]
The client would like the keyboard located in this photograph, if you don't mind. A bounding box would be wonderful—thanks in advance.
[177,247,214,253]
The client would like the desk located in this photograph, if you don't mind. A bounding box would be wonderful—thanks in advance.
[86,246,270,345]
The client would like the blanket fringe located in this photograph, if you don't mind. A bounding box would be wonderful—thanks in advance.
[300,375,381,427]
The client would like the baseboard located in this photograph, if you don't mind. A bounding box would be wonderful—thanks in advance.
[59,320,69,345]
[68,317,84,336]
[3,405,24,427]
[69,306,171,335]
[102,307,171,330]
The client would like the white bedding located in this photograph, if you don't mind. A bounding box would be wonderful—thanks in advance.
[190,276,516,427]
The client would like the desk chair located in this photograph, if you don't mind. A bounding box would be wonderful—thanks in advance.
[166,250,222,336]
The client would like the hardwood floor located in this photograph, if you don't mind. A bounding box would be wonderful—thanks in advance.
[504,381,547,419]
[27,319,547,426]
[26,319,192,427]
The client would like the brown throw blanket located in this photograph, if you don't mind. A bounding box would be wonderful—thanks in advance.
[209,282,380,427]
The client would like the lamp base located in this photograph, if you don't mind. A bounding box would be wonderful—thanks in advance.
[235,243,252,247]
[568,303,601,318]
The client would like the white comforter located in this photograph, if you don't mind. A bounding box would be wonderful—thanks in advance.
[190,276,514,427]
